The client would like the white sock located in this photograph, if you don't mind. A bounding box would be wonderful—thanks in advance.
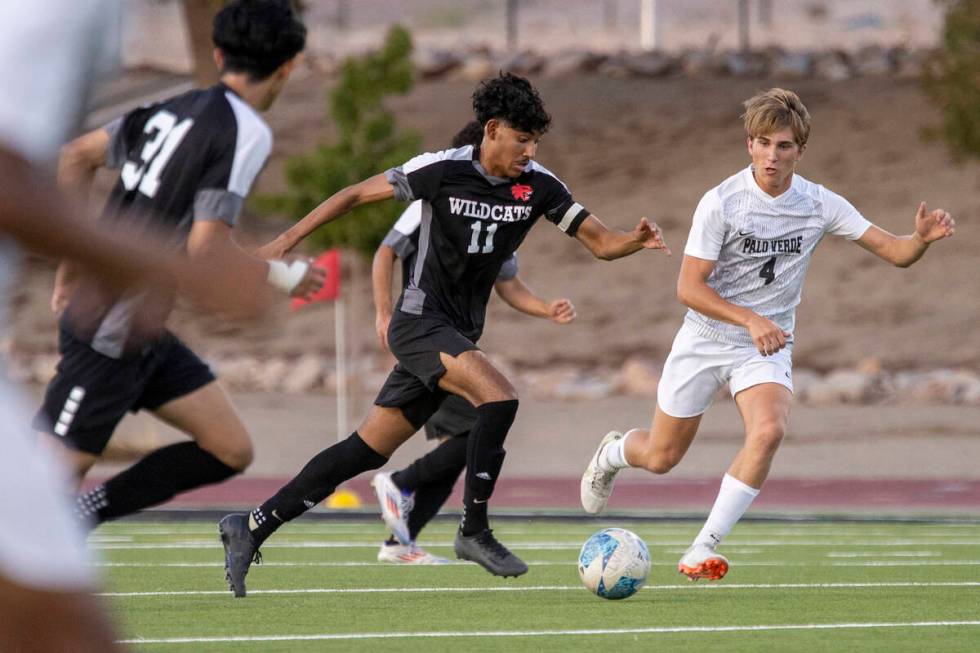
[598,430,634,471]
[693,473,760,549]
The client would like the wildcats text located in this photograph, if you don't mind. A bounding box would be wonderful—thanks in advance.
[448,197,533,222]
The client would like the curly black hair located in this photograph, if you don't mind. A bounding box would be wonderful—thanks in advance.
[472,72,551,134]
[450,120,484,148]
[213,0,307,81]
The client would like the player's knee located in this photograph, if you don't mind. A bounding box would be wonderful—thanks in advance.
[640,448,682,474]
[749,423,785,457]
[205,435,254,471]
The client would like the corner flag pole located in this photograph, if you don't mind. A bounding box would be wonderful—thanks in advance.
[335,292,348,442]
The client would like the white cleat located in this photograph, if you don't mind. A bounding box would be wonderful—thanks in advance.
[377,541,450,565]
[580,430,624,515]
[371,472,414,545]
[678,544,730,581]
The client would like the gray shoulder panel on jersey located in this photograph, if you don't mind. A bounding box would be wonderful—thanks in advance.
[103,116,127,169]
[497,254,518,281]
[224,91,273,197]
[385,168,413,202]
[386,147,473,201]
[193,189,243,226]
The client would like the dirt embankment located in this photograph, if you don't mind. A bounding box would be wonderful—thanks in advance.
[9,75,979,374]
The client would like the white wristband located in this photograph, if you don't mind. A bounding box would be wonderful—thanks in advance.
[267,259,309,294]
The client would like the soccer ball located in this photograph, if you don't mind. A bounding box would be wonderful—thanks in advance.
[578,528,650,600]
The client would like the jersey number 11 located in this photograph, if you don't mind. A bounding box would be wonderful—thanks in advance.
[467,221,498,254]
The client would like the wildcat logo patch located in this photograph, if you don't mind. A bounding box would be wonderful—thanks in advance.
[510,183,533,201]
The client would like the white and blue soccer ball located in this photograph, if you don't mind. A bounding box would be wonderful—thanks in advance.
[578,527,651,600]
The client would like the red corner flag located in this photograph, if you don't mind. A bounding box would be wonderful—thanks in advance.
[291,249,341,310]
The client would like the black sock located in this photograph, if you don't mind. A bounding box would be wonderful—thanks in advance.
[398,435,468,540]
[460,400,518,536]
[76,442,238,524]
[248,432,387,546]
[393,433,468,493]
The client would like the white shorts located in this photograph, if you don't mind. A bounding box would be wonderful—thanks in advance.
[0,377,93,591]
[657,323,794,418]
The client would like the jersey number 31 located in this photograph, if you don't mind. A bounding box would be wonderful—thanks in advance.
[121,110,194,198]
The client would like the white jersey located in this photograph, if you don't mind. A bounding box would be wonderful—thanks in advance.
[683,166,871,347]
[0,0,119,591]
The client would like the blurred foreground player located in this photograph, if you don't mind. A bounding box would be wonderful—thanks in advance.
[0,2,288,650]
[581,88,955,581]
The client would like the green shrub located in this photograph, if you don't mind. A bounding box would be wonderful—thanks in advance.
[256,25,420,257]
[923,0,980,158]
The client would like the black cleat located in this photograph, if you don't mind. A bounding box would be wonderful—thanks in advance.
[454,529,528,577]
[219,513,262,598]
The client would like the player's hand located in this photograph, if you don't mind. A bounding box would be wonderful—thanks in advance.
[914,202,955,244]
[375,310,392,351]
[547,298,576,324]
[634,217,671,255]
[744,313,791,356]
[285,254,326,299]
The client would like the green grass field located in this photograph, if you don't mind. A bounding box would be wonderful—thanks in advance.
[95,518,980,652]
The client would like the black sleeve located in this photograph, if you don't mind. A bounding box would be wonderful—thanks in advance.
[541,177,590,237]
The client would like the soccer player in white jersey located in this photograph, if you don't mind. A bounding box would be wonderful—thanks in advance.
[0,2,293,649]
[581,88,955,581]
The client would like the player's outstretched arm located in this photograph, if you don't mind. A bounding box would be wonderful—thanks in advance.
[678,255,790,356]
[372,244,398,351]
[494,276,576,323]
[187,221,325,299]
[855,202,955,268]
[573,215,671,261]
[256,173,395,259]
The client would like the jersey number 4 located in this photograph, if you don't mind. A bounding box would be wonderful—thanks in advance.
[121,110,194,198]
[759,256,777,285]
[467,221,498,254]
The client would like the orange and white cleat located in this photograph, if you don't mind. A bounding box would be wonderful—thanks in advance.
[678,544,730,581]
[371,472,414,545]
[377,541,450,565]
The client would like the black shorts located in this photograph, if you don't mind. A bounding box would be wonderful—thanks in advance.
[424,394,476,440]
[375,311,480,430]
[33,328,215,455]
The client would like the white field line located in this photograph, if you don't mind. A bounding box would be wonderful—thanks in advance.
[826,551,941,558]
[100,526,980,538]
[94,560,980,568]
[90,539,980,550]
[99,580,980,598]
[118,620,980,644]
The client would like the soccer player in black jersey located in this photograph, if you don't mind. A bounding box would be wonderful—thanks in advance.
[370,121,576,563]
[34,1,324,526]
[221,72,670,593]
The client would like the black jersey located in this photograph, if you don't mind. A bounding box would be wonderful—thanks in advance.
[385,145,588,339]
[63,83,272,358]
[381,200,518,289]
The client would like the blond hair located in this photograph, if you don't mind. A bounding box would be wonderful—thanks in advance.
[742,88,811,146]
